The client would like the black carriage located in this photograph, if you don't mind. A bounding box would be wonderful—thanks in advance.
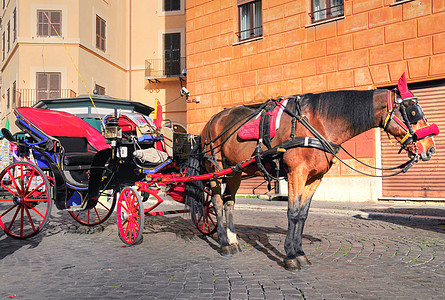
[0,103,216,241]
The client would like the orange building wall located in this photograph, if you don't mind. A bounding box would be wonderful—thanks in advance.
[185,0,445,177]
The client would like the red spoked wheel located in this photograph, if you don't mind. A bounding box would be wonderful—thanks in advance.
[69,190,117,226]
[0,162,52,239]
[117,187,144,245]
[191,181,217,235]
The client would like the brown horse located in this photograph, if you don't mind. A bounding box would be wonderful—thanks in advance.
[185,76,438,270]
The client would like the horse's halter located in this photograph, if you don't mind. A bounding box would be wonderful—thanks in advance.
[383,89,430,149]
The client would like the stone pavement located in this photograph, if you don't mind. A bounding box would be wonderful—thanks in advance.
[1,198,444,299]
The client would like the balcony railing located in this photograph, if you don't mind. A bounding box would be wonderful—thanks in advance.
[15,89,77,108]
[145,57,186,79]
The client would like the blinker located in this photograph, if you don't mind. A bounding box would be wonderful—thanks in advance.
[405,103,424,124]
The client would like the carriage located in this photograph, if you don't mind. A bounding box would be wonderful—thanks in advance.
[0,103,217,242]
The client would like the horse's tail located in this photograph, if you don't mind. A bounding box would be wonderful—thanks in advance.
[184,135,205,212]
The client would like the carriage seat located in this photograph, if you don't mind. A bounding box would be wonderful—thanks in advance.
[56,137,96,168]
[63,152,96,166]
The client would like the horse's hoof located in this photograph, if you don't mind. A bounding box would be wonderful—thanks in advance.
[219,246,232,256]
[296,255,312,269]
[284,259,301,271]
[296,255,312,268]
[230,244,241,254]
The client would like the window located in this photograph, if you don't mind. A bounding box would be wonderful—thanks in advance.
[164,33,181,76]
[311,0,344,23]
[96,15,106,51]
[2,32,4,61]
[95,84,105,95]
[13,8,16,42]
[12,81,18,108]
[164,0,180,11]
[37,10,62,37]
[6,88,10,109]
[7,21,10,52]
[237,0,262,42]
[36,72,61,101]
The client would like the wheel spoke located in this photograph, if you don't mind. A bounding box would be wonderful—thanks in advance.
[1,181,19,197]
[1,204,18,218]
[23,168,36,196]
[7,205,21,232]
[8,168,22,194]
[97,200,110,211]
[24,201,46,219]
[24,182,46,199]
[0,198,15,202]
[23,204,37,232]
[20,205,25,237]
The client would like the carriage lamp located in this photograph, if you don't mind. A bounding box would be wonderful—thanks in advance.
[104,117,122,139]
[104,126,122,139]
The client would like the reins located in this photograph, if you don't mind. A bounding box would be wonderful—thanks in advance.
[273,94,420,178]
[199,89,422,180]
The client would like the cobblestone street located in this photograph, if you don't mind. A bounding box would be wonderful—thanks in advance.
[1,201,445,299]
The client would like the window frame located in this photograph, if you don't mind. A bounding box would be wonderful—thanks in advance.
[2,32,5,61]
[13,8,16,43]
[310,0,344,24]
[12,81,17,108]
[96,15,106,52]
[37,10,62,37]
[95,84,106,95]
[6,88,10,110]
[163,32,181,76]
[7,21,10,52]
[237,0,263,42]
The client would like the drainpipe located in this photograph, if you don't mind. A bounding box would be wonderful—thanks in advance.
[129,0,132,101]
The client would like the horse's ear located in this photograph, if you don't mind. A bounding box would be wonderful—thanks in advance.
[398,72,414,99]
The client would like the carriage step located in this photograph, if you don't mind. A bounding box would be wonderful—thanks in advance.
[65,205,83,211]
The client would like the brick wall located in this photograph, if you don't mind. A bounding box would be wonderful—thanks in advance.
[186,0,445,177]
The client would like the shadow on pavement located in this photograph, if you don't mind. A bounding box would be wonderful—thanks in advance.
[141,214,321,266]
[0,234,43,260]
[354,207,445,234]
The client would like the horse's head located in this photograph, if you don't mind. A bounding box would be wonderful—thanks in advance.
[383,73,439,161]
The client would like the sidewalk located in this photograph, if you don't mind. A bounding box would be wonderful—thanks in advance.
[235,197,445,225]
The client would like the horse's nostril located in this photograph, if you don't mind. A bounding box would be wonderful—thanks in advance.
[421,146,435,161]
[428,146,436,156]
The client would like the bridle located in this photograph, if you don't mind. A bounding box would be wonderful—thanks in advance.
[383,89,432,151]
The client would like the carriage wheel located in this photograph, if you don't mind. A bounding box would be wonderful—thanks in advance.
[191,181,217,235]
[69,190,117,226]
[117,187,144,245]
[0,162,52,239]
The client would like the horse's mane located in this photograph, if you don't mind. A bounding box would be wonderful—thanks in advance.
[300,90,381,135]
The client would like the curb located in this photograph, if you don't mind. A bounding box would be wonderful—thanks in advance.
[235,204,445,225]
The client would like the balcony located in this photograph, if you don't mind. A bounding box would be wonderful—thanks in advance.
[15,89,77,108]
[145,57,186,80]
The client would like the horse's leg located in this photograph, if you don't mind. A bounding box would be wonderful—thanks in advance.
[284,169,321,270]
[223,173,242,254]
[210,178,231,255]
[291,178,322,268]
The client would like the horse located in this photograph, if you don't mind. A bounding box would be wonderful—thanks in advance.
[185,74,438,270]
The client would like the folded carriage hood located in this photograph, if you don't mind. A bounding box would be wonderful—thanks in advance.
[15,107,110,151]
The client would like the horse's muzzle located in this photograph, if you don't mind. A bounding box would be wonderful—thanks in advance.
[421,146,435,161]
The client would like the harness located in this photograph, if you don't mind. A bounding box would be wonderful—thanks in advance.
[383,90,424,149]
[201,88,435,189]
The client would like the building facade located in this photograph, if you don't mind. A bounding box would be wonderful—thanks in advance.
[1,0,187,133]
[185,0,445,201]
